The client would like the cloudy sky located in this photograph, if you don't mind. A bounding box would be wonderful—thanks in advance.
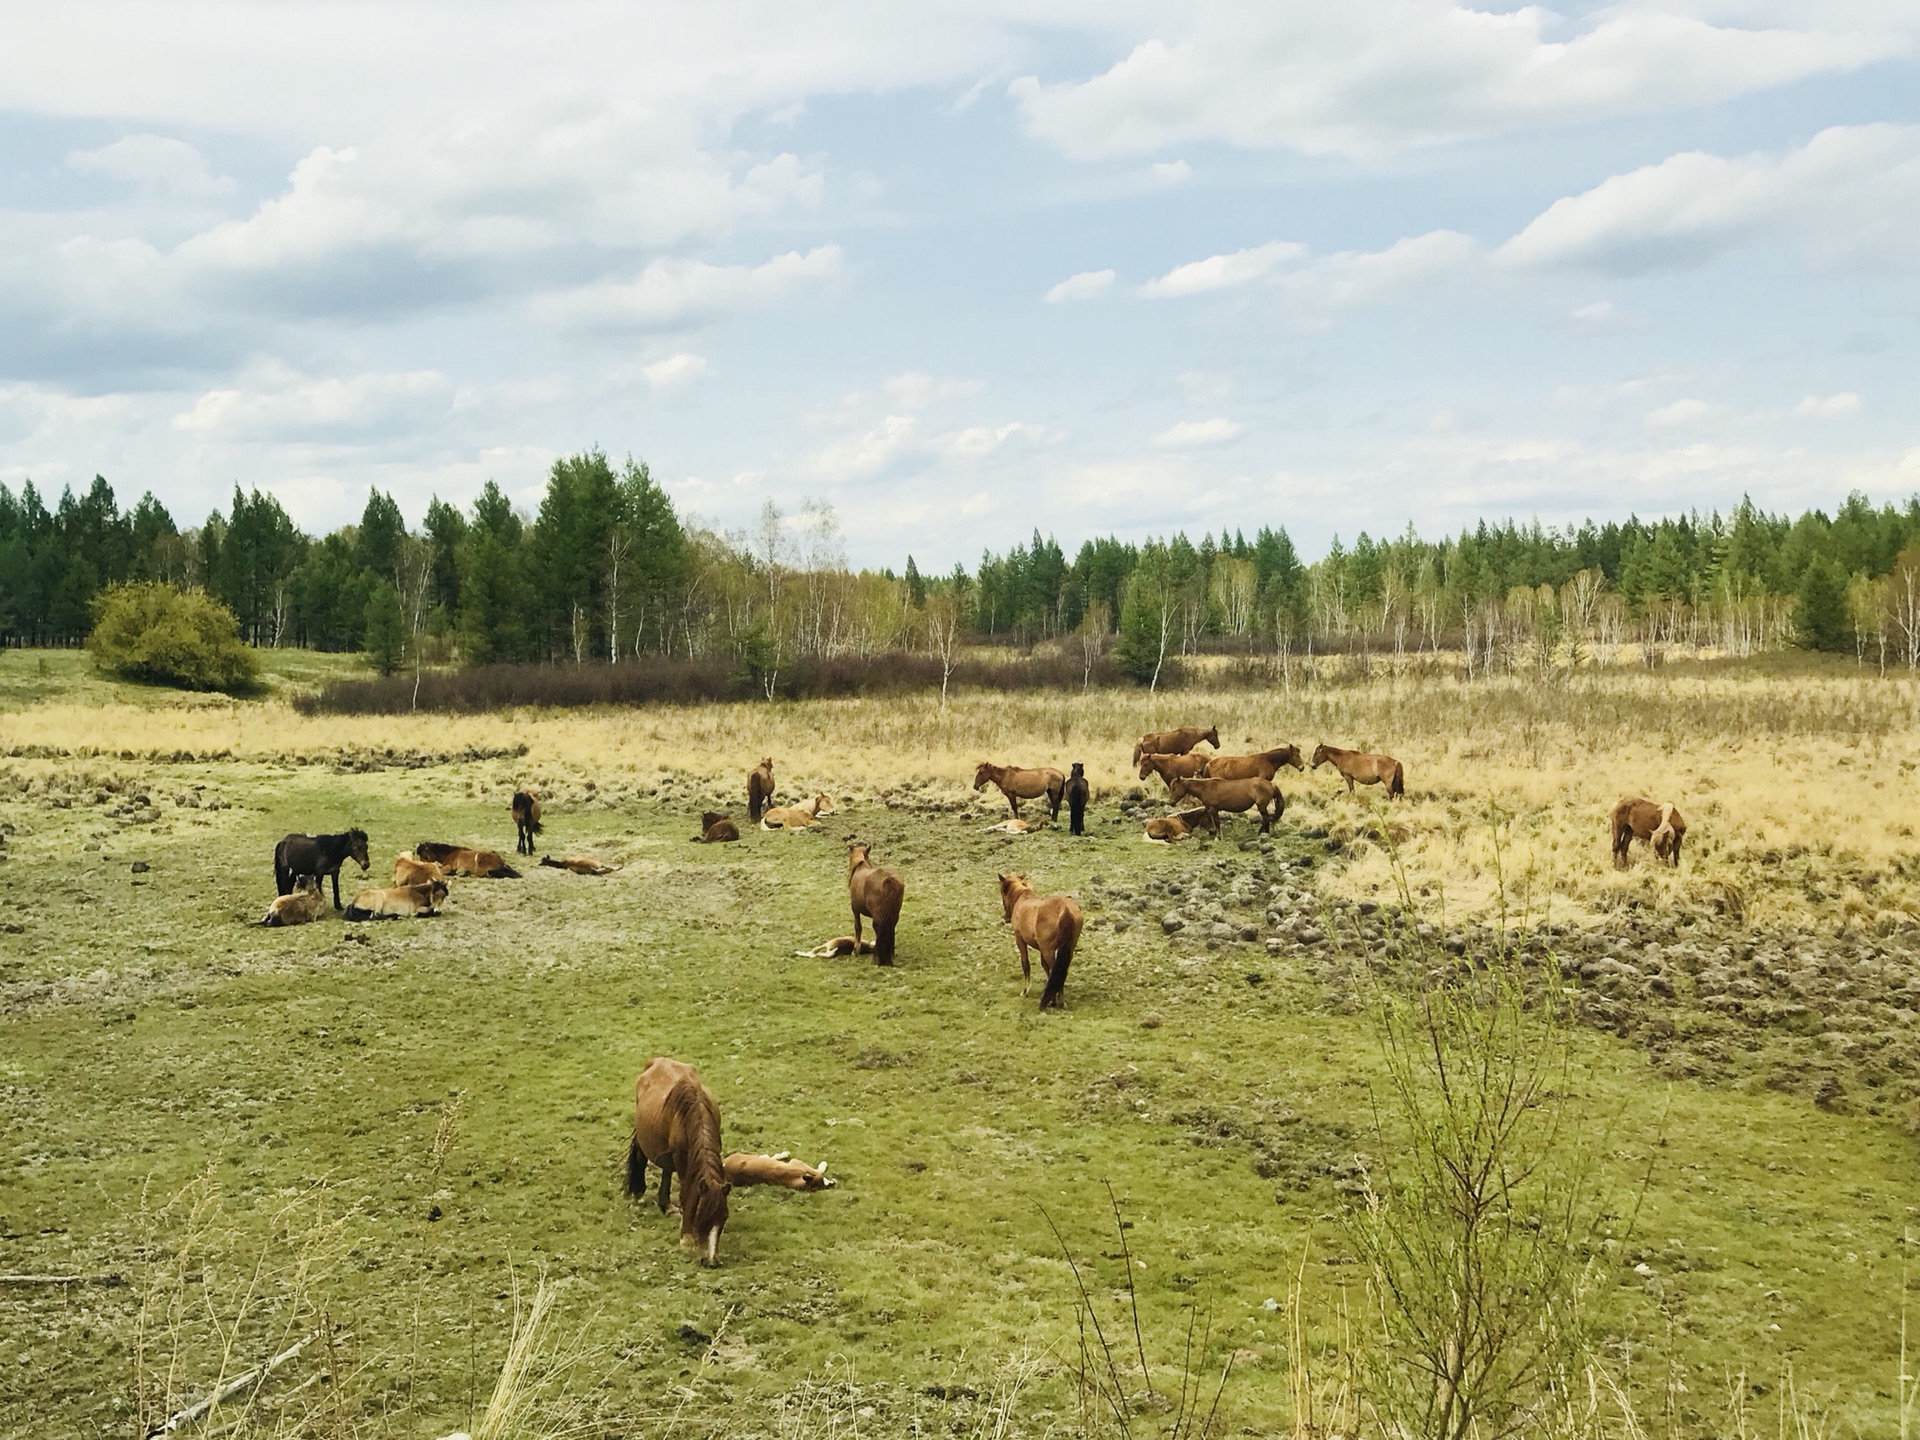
[3,1,1918,567]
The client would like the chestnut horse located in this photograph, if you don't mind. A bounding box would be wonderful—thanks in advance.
[724,1153,835,1190]
[1311,744,1405,798]
[1612,797,1686,868]
[511,789,542,855]
[973,762,1065,820]
[413,841,521,878]
[763,794,835,829]
[998,873,1083,1009]
[343,878,448,921]
[1205,745,1304,781]
[1138,752,1210,790]
[1143,808,1211,843]
[258,876,326,927]
[747,759,775,823]
[1131,725,1218,765]
[625,1057,731,1267]
[848,843,905,966]
[1167,774,1283,834]
[392,853,446,888]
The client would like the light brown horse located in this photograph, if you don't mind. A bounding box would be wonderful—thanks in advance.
[694,811,739,843]
[1131,725,1218,765]
[1310,744,1405,798]
[1137,751,1210,790]
[1612,797,1686,868]
[998,873,1083,1009]
[973,762,1065,820]
[1143,808,1211,843]
[1204,745,1305,781]
[747,758,775,823]
[848,843,905,966]
[1168,774,1283,834]
[257,875,326,927]
[343,878,448,921]
[511,789,542,855]
[763,794,836,829]
[539,855,617,874]
[625,1057,731,1267]
[794,935,876,958]
[723,1153,835,1190]
[413,841,521,878]
[392,853,446,888]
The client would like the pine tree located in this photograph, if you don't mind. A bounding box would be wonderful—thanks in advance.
[363,579,408,675]
[1795,557,1850,653]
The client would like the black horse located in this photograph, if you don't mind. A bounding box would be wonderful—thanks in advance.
[274,828,370,910]
[1065,762,1089,836]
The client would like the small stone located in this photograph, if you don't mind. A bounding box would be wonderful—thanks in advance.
[1357,901,1379,916]
[130,861,150,873]
[1162,914,1185,935]
[1140,1012,1163,1029]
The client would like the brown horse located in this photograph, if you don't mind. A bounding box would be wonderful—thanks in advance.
[343,878,448,921]
[794,935,876,958]
[1311,744,1405,798]
[723,1152,835,1190]
[257,876,326,927]
[1204,745,1305,781]
[413,841,521,878]
[625,1057,731,1267]
[1131,725,1218,765]
[1612,797,1686,868]
[392,853,446,888]
[747,758,775,823]
[511,789,543,855]
[1143,808,1211,843]
[973,762,1065,820]
[539,855,617,874]
[1137,751,1210,790]
[998,873,1083,1009]
[763,794,836,829]
[848,843,905,966]
[695,812,739,843]
[1065,762,1090,835]
[1167,774,1283,834]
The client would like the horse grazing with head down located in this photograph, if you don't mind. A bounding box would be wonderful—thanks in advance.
[511,790,543,855]
[1205,745,1305,781]
[848,843,905,966]
[747,759,775,823]
[973,762,1065,820]
[998,873,1083,1009]
[1311,745,1405,798]
[626,1058,731,1267]
[1612,797,1686,868]
[1138,752,1210,791]
[1168,774,1283,834]
[1131,726,1218,765]
[274,828,369,911]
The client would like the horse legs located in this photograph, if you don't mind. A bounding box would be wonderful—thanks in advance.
[1047,781,1063,820]
[329,866,343,911]
[1345,775,1357,795]
[656,1160,675,1214]
[851,907,865,950]
[1006,791,1021,818]
[1016,936,1031,995]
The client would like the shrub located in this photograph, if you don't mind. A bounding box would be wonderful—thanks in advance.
[87,583,259,693]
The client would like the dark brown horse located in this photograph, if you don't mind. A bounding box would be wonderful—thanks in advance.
[273,828,369,910]
[1204,745,1304,781]
[1311,744,1405,798]
[848,843,905,966]
[1138,752,1210,790]
[1131,725,1218,765]
[694,811,740,843]
[511,789,542,855]
[1065,762,1089,836]
[1167,774,1283,834]
[747,758,775,823]
[998,873,1083,1009]
[626,1057,731,1267]
[1612,797,1686,868]
[973,762,1065,819]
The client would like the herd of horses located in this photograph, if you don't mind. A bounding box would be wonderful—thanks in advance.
[250,727,1686,1266]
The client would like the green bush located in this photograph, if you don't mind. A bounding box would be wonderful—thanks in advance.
[88,583,259,693]
[363,579,408,676]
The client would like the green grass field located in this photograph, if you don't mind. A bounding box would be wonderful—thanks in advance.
[1,650,1917,1437]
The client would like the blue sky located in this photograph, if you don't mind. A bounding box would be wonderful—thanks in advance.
[2,1,1917,568]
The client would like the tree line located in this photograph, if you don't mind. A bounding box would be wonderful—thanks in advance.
[7,458,1920,681]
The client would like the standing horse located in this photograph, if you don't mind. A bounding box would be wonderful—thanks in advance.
[998,874,1083,1009]
[747,759,775,823]
[1065,762,1090,836]
[1138,752,1210,791]
[848,843,905,966]
[1167,774,1283,834]
[511,790,543,855]
[273,828,370,910]
[1131,726,1218,765]
[1612,797,1686,868]
[625,1058,731,1267]
[1204,745,1305,781]
[973,762,1065,820]
[1310,744,1405,798]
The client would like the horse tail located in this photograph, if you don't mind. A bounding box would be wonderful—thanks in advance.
[343,903,372,922]
[873,909,897,967]
[496,862,522,879]
[1048,775,1064,817]
[1389,764,1404,798]
[625,1135,646,1198]
[1040,913,1079,1010]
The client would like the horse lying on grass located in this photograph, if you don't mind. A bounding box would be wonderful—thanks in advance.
[794,936,877,958]
[626,1057,730,1267]
[1167,774,1283,834]
[973,762,1064,820]
[762,795,835,829]
[344,879,448,921]
[1612,797,1686,868]
[511,790,543,855]
[274,828,369,910]
[413,842,520,878]
[258,876,326,927]
[393,853,446,888]
[1143,808,1211,843]
[1311,744,1405,798]
[1132,725,1218,765]
[998,873,1082,1009]
[539,855,617,875]
[724,1153,835,1190]
[849,843,905,966]
[695,812,739,842]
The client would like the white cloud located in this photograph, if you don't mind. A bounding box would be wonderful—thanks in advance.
[1794,392,1862,419]
[643,352,709,388]
[1044,268,1116,302]
[1153,417,1243,449]
[1500,124,1920,273]
[1139,231,1474,309]
[1646,397,1710,427]
[1012,3,1902,160]
[1139,241,1304,298]
[1148,160,1190,185]
[68,134,235,199]
[542,246,844,332]
[172,368,455,441]
[1564,299,1644,336]
[810,413,917,479]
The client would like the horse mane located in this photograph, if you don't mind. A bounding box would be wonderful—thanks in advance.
[666,1079,728,1232]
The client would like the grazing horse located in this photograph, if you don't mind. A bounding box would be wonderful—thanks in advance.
[723,1153,835,1190]
[392,853,446,888]
[747,758,775,823]
[848,843,905,966]
[1168,774,1283,834]
[695,812,739,843]
[762,794,836,830]
[1138,752,1210,790]
[413,842,521,878]
[258,876,326,927]
[511,790,543,855]
[1143,808,1211,843]
[1205,745,1305,781]
[1310,744,1405,798]
[1065,762,1089,836]
[539,855,617,875]
[1612,797,1687,868]
[1131,725,1218,765]
[973,762,1065,820]
[343,879,448,921]
[274,828,369,910]
[998,873,1083,1009]
[626,1057,731,1267]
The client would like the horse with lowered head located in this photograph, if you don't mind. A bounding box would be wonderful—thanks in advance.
[1138,751,1211,791]
[973,762,1065,820]
[1205,745,1304,781]
[1167,774,1283,834]
[1612,797,1686,868]
[626,1057,731,1267]
[274,828,369,910]
[511,790,542,855]
[848,843,905,966]
[998,873,1083,1009]
[1311,744,1405,798]
[1131,725,1218,765]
